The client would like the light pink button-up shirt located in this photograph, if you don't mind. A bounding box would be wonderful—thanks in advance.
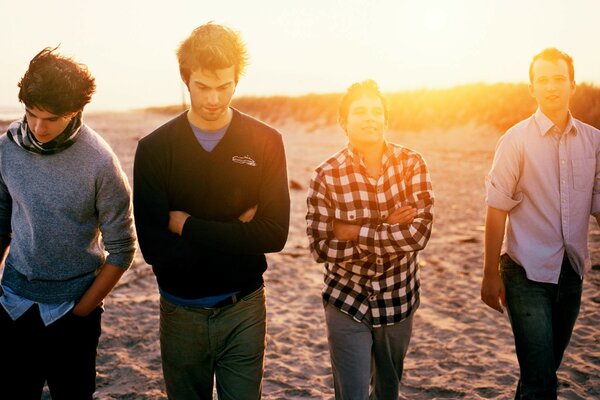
[486,109,600,283]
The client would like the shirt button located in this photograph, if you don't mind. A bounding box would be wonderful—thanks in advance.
[349,214,355,220]
[369,295,377,301]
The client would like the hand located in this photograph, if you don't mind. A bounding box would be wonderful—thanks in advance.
[168,211,190,236]
[71,302,94,317]
[481,271,507,313]
[239,205,258,223]
[333,220,360,241]
[386,206,417,225]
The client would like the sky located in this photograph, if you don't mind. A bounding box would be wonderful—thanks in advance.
[0,0,599,112]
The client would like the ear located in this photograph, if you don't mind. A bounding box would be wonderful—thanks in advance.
[570,80,576,96]
[339,118,348,136]
[528,83,535,98]
[180,73,190,90]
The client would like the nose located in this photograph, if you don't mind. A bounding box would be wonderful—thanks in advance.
[32,119,46,134]
[207,90,219,105]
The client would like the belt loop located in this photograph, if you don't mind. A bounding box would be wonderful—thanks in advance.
[231,293,238,304]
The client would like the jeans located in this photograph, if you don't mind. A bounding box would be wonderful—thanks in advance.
[501,254,582,400]
[160,286,266,400]
[0,304,102,400]
[324,302,413,400]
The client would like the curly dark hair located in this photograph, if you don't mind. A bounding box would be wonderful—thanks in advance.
[18,47,96,116]
[338,79,389,126]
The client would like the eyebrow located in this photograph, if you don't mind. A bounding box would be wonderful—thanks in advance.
[194,81,233,89]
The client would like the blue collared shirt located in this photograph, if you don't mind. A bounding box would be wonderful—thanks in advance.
[0,284,74,326]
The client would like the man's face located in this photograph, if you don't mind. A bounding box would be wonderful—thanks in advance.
[529,58,575,116]
[25,107,76,143]
[342,95,387,150]
[187,66,237,130]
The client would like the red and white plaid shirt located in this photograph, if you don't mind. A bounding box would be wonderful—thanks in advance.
[306,142,434,327]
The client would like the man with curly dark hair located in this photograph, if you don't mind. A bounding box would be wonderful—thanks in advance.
[306,80,434,399]
[0,48,136,399]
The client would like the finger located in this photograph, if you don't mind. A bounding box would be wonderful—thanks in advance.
[481,291,504,313]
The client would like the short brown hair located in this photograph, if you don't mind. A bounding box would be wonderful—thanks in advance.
[338,80,389,126]
[529,47,574,83]
[18,47,96,116]
[177,22,248,84]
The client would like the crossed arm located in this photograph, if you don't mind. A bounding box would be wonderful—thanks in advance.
[332,206,417,241]
[168,205,258,235]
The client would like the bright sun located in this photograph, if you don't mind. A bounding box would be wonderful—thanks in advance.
[424,7,448,32]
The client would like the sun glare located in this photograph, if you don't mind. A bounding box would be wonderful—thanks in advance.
[424,7,448,32]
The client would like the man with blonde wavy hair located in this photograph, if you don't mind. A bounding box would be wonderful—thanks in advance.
[134,23,290,399]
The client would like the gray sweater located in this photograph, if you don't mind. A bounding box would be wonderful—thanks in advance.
[0,123,136,303]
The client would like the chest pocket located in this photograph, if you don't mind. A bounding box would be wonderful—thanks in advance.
[572,158,596,192]
[334,208,376,223]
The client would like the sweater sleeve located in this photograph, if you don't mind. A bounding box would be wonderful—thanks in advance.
[0,167,12,236]
[133,140,196,265]
[96,154,136,269]
[181,132,290,254]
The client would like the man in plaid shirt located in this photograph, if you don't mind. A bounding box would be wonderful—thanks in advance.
[306,80,434,399]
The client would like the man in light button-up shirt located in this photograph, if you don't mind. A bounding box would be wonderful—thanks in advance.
[481,48,600,399]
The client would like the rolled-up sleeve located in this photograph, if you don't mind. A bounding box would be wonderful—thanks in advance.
[485,133,523,212]
[591,145,600,215]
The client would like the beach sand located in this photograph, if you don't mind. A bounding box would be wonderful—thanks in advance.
[2,110,598,399]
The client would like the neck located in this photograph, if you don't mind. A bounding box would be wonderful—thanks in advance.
[354,141,385,177]
[188,107,232,131]
[543,108,570,132]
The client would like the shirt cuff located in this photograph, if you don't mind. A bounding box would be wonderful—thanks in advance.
[356,224,373,252]
[485,179,522,211]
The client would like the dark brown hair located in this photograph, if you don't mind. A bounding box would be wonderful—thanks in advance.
[338,79,389,126]
[18,47,96,116]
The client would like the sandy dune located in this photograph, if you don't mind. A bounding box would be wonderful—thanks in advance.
[2,110,597,399]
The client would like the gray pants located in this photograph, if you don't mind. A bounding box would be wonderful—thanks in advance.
[324,303,413,400]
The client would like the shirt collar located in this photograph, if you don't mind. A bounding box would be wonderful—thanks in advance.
[533,108,577,137]
[347,141,393,167]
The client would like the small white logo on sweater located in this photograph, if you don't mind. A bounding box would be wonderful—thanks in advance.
[232,155,257,167]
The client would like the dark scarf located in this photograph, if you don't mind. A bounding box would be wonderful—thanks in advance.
[7,112,83,155]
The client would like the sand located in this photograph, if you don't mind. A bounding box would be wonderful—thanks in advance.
[2,110,598,399]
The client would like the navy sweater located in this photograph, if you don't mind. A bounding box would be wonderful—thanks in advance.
[133,109,290,298]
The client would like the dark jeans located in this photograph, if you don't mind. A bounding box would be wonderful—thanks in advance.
[160,286,266,400]
[0,304,102,400]
[500,254,582,400]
